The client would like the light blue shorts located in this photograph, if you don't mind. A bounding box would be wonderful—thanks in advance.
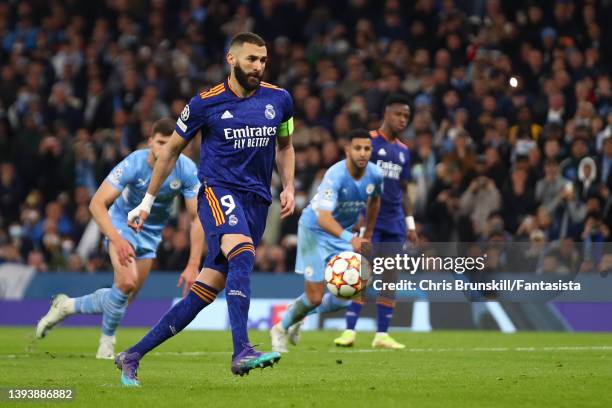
[104,219,161,260]
[295,223,352,282]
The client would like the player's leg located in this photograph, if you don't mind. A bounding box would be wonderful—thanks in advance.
[128,258,153,302]
[116,267,225,387]
[271,224,323,352]
[91,242,147,359]
[35,240,138,343]
[303,237,353,316]
[371,232,405,349]
[96,257,153,359]
[284,280,326,328]
[371,296,404,349]
[220,233,255,356]
[334,292,364,347]
[335,229,382,346]
[272,228,350,351]
[226,191,281,375]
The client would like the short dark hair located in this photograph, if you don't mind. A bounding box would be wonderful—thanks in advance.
[230,32,266,48]
[544,158,559,166]
[384,94,411,109]
[348,128,371,141]
[152,118,175,137]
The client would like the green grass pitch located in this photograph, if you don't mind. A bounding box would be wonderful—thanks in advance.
[1,327,611,407]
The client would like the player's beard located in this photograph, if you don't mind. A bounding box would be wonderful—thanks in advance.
[234,63,262,91]
[349,155,368,175]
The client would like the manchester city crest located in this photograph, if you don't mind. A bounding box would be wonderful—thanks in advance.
[170,179,181,190]
[366,183,375,194]
[265,104,275,120]
[304,266,314,277]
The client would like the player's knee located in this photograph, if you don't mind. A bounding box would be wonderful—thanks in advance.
[306,291,324,307]
[116,279,138,294]
[227,242,256,267]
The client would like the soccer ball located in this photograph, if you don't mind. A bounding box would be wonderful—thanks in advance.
[324,251,369,299]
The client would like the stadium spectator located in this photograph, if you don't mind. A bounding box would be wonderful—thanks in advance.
[0,0,610,272]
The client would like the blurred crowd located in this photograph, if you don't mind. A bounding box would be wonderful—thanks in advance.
[1,0,611,274]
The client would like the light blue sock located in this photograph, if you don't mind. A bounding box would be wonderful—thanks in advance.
[281,293,315,330]
[101,284,129,336]
[73,288,111,314]
[308,293,350,315]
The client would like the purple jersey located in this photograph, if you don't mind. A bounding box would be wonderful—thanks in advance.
[175,79,294,203]
[370,129,411,236]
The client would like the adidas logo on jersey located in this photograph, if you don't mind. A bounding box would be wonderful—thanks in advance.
[221,110,233,119]
[378,148,387,156]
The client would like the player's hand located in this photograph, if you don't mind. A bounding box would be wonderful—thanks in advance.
[279,188,295,219]
[407,230,418,243]
[112,237,135,266]
[350,236,369,254]
[177,263,199,298]
[127,207,149,232]
[128,194,156,232]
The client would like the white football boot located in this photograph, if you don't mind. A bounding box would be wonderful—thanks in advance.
[287,320,303,346]
[270,322,289,353]
[96,334,116,359]
[35,294,73,339]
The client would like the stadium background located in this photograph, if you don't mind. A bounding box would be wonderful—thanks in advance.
[1,0,612,332]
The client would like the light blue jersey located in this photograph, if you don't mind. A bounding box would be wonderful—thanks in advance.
[105,149,200,259]
[296,160,383,281]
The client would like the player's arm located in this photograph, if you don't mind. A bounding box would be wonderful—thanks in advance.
[363,195,381,241]
[318,210,368,254]
[128,132,189,231]
[276,118,295,219]
[400,148,417,240]
[177,197,204,297]
[89,181,135,266]
[401,179,417,241]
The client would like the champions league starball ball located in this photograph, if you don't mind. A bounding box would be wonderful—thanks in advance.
[324,251,370,299]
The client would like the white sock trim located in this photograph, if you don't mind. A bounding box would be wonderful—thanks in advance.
[61,298,76,315]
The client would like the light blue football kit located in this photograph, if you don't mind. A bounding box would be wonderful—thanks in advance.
[106,149,200,259]
[296,160,384,282]
[277,159,383,332]
[70,149,199,337]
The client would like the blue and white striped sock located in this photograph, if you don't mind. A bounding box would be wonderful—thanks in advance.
[73,288,111,314]
[281,293,315,330]
[101,284,129,336]
[309,293,350,315]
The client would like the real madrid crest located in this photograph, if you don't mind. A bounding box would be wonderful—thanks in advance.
[265,104,275,120]
[399,152,405,164]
